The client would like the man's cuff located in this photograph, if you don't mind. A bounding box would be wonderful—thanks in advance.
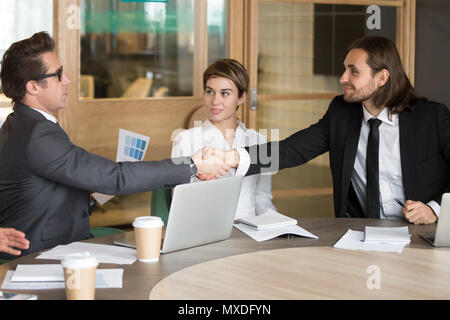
[427,200,440,218]
[235,148,250,176]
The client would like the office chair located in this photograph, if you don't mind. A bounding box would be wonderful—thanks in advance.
[149,104,207,226]
[121,77,153,98]
[88,198,125,238]
[80,74,95,98]
[150,188,172,226]
[90,226,125,238]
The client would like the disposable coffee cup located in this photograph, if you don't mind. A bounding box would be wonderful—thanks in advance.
[133,216,164,262]
[61,252,98,300]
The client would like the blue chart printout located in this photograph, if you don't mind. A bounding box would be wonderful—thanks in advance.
[116,129,150,162]
[92,129,150,205]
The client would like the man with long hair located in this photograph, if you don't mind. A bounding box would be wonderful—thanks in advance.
[216,35,450,224]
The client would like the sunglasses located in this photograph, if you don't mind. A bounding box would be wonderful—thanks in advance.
[34,66,64,82]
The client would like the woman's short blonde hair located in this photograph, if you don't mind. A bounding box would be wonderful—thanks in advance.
[203,58,249,98]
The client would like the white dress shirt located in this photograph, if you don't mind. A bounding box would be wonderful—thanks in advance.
[352,107,440,219]
[171,119,276,219]
[238,106,440,219]
[29,106,58,124]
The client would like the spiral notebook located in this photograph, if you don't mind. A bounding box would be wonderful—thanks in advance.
[364,226,411,244]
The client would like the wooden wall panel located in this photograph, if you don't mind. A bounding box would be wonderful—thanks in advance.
[75,98,203,160]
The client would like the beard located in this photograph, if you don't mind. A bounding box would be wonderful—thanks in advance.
[342,83,377,103]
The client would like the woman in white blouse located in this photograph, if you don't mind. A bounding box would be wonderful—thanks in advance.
[171,59,276,219]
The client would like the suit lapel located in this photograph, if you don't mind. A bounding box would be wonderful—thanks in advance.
[399,110,415,199]
[340,105,363,210]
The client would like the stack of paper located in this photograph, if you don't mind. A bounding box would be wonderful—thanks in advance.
[12,265,65,282]
[36,242,137,265]
[234,209,318,242]
[1,265,123,290]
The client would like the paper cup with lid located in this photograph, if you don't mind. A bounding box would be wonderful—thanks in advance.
[133,216,164,262]
[61,251,98,300]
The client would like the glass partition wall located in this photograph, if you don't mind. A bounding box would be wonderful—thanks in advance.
[80,0,226,99]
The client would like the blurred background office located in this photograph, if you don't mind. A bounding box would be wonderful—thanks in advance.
[0,0,448,230]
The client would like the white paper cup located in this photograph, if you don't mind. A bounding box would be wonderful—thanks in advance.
[61,252,98,300]
[133,216,164,262]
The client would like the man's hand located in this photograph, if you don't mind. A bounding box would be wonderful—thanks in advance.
[192,147,231,180]
[202,148,240,168]
[403,200,437,224]
[0,228,30,256]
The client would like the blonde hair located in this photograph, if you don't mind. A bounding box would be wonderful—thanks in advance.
[203,58,249,98]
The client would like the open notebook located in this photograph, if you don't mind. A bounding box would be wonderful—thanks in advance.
[364,226,411,244]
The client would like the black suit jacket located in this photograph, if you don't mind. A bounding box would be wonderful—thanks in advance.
[246,95,450,218]
[0,103,191,259]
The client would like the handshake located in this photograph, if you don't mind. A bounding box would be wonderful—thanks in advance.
[191,147,239,180]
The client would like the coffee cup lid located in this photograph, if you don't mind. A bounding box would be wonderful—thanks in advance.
[61,251,99,269]
[132,216,164,228]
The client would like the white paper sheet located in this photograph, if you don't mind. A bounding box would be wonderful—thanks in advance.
[36,242,137,265]
[2,269,124,290]
[91,193,115,206]
[333,229,406,253]
[92,128,150,205]
[234,223,318,242]
[12,265,64,282]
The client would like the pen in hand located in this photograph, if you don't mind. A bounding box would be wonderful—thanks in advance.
[395,199,405,208]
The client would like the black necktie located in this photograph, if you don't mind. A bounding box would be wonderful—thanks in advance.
[366,118,382,218]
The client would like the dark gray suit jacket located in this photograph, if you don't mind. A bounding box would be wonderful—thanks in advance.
[0,103,191,259]
[246,95,450,218]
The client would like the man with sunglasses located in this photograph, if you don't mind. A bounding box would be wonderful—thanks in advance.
[0,32,230,260]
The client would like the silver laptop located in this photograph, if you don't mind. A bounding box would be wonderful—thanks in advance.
[420,193,450,247]
[114,175,243,253]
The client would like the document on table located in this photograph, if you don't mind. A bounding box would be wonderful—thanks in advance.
[1,266,123,290]
[36,242,137,265]
[12,265,65,282]
[234,223,318,242]
[333,229,406,253]
[92,129,150,205]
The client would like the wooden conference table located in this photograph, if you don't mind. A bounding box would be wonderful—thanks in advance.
[0,218,449,300]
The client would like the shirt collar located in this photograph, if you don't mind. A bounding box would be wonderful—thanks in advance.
[362,106,397,126]
[203,119,246,133]
[29,107,58,124]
